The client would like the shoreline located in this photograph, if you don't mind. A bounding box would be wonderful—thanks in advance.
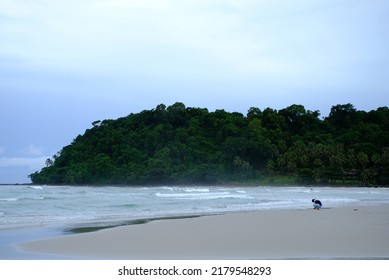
[3,182,388,188]
[67,214,203,234]
[16,205,389,260]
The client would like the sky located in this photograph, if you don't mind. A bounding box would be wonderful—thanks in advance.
[1,0,389,183]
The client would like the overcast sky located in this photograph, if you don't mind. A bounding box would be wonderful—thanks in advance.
[1,0,389,183]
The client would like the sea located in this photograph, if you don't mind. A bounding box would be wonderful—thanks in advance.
[1,184,389,258]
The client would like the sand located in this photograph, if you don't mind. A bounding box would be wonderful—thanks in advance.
[17,205,389,259]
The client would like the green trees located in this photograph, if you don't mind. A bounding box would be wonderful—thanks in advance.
[30,103,389,186]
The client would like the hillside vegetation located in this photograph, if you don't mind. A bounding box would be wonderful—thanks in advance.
[30,102,389,186]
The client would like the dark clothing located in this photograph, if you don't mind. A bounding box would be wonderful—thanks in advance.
[314,199,322,206]
[312,199,322,209]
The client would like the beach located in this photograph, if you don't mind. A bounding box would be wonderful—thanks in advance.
[17,205,389,259]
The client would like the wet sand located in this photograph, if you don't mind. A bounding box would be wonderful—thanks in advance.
[17,205,389,259]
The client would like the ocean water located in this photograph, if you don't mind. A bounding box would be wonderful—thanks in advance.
[1,185,389,231]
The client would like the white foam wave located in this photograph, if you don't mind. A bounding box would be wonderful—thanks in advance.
[27,186,43,190]
[0,196,46,202]
[2,185,388,230]
[183,188,210,193]
[328,198,359,202]
[21,196,45,201]
[159,186,176,191]
[324,198,360,206]
[155,192,251,200]
[0,198,19,202]
[159,186,211,193]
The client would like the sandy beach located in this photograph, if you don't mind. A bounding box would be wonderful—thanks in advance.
[17,205,389,259]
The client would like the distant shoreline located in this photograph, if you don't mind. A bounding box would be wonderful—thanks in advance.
[1,182,388,188]
[0,183,32,186]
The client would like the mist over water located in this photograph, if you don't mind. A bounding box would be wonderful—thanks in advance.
[1,185,389,230]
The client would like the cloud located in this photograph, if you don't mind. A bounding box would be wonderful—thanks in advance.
[22,144,44,157]
[0,156,47,170]
[0,0,33,18]
[0,0,314,78]
[2,0,388,91]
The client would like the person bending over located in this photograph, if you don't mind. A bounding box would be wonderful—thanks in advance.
[312,199,322,210]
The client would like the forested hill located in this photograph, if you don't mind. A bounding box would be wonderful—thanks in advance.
[30,102,389,186]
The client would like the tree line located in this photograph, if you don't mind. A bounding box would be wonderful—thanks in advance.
[29,102,389,186]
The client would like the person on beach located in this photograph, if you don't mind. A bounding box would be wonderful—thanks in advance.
[312,199,322,210]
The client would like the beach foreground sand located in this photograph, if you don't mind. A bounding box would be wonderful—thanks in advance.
[18,205,389,259]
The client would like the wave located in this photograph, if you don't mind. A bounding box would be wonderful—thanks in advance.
[26,186,43,190]
[0,196,48,202]
[236,190,247,194]
[42,196,58,200]
[184,188,210,193]
[224,201,294,211]
[0,198,19,202]
[159,186,177,191]
[154,192,252,200]
[326,198,360,205]
[329,198,359,202]
[158,186,210,193]
[2,186,388,231]
[21,196,45,201]
[109,203,138,208]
